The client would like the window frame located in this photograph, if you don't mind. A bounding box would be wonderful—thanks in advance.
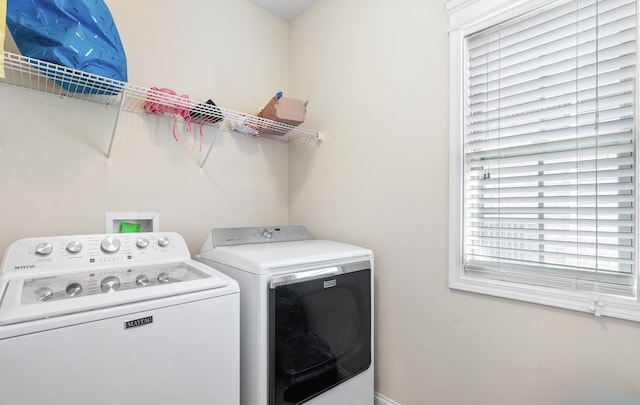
[447,0,640,322]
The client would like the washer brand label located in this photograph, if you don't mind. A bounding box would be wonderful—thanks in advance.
[324,279,337,289]
[14,264,36,270]
[125,316,153,329]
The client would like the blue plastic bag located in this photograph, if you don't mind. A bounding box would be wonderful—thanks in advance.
[6,0,127,94]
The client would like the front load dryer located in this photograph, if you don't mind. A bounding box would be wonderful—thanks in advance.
[197,225,374,405]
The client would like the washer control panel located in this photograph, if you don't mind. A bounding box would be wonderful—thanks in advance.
[20,262,208,304]
[1,232,188,276]
[0,232,234,325]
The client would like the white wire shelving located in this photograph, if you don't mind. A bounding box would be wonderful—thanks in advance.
[0,51,324,171]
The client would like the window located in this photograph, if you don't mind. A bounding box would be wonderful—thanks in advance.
[448,0,639,321]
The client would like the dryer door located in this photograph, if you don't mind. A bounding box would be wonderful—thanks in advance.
[268,261,371,405]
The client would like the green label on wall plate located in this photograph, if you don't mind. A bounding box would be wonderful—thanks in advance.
[119,222,141,233]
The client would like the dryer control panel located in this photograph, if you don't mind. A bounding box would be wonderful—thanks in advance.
[211,225,314,247]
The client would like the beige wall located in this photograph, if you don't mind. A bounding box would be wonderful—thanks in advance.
[288,0,640,404]
[0,0,291,255]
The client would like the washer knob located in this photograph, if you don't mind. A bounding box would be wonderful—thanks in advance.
[158,237,170,248]
[261,229,273,240]
[157,272,171,284]
[101,236,121,254]
[66,283,83,297]
[35,242,53,256]
[66,241,83,254]
[136,238,149,249]
[34,286,54,301]
[100,276,121,293]
[136,274,149,286]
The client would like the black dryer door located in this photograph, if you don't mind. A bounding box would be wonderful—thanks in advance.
[268,261,371,405]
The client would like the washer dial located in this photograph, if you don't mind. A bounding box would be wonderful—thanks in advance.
[136,238,149,248]
[136,274,149,286]
[66,241,83,254]
[34,287,54,301]
[66,283,83,297]
[157,272,171,284]
[35,242,53,256]
[100,276,121,293]
[101,236,121,254]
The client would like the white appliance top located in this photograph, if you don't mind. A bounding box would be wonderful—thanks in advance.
[0,232,233,325]
[198,226,373,275]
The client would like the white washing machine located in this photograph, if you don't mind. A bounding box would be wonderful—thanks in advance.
[197,226,374,405]
[0,232,239,405]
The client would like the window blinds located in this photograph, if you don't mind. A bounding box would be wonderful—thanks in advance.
[463,0,637,296]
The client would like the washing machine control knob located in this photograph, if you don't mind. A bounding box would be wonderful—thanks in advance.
[35,242,53,256]
[157,272,171,284]
[261,229,273,240]
[66,241,83,254]
[34,286,54,301]
[136,238,149,248]
[100,276,121,293]
[136,274,149,286]
[101,236,121,254]
[158,237,170,247]
[66,283,83,297]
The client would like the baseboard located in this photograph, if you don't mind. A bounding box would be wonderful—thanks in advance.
[375,392,401,405]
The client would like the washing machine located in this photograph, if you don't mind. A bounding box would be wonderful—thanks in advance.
[0,232,239,405]
[197,226,374,405]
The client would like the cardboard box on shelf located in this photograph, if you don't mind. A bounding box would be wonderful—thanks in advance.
[258,94,308,127]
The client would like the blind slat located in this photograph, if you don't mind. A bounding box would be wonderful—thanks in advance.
[466,227,634,240]
[466,142,633,167]
[468,194,635,204]
[467,155,634,177]
[467,129,633,161]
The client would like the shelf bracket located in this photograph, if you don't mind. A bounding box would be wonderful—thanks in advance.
[105,88,128,166]
[199,116,227,174]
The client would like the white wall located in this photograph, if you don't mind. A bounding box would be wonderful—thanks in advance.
[288,0,640,404]
[0,0,290,255]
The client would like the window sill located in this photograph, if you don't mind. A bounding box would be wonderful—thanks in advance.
[449,270,640,323]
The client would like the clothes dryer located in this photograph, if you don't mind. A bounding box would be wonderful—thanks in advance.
[197,226,373,405]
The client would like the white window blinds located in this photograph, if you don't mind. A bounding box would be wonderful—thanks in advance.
[463,0,636,296]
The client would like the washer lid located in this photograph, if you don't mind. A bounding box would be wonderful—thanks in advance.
[199,239,373,275]
[0,260,233,325]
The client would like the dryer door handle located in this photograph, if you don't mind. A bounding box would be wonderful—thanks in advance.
[270,267,343,289]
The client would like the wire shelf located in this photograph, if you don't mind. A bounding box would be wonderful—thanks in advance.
[0,51,323,168]
[2,51,125,106]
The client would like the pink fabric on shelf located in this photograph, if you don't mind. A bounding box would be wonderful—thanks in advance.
[143,87,191,142]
